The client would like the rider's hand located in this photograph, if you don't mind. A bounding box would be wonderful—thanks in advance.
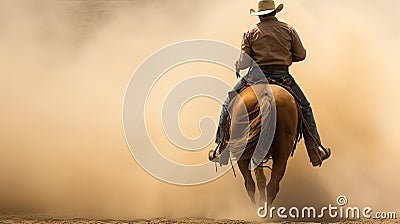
[235,68,241,79]
[236,72,241,79]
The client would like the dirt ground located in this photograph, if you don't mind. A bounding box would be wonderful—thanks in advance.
[0,215,399,224]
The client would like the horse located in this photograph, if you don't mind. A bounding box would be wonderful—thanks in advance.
[210,84,298,206]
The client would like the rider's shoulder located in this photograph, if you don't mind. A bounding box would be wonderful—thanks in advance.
[258,18,297,32]
[243,26,260,37]
[276,19,298,32]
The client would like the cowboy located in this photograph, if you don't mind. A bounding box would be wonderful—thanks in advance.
[215,0,331,167]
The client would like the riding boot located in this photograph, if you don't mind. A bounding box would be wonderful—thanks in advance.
[208,146,230,165]
[307,146,331,167]
[302,105,331,167]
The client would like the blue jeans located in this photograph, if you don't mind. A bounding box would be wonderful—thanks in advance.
[216,70,321,150]
[215,78,247,144]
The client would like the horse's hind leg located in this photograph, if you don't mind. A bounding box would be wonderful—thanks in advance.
[255,166,267,205]
[238,159,256,205]
[267,149,290,206]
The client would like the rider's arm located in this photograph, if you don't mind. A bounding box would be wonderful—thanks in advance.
[290,28,306,62]
[235,32,253,71]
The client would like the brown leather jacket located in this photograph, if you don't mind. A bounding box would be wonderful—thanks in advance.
[235,16,306,70]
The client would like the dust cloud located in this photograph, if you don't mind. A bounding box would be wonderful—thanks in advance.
[0,0,399,220]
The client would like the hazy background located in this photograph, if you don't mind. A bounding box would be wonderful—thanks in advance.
[0,0,399,220]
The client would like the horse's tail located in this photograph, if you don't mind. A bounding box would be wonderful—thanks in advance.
[226,83,276,169]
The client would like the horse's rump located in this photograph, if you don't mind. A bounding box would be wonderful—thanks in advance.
[223,84,299,162]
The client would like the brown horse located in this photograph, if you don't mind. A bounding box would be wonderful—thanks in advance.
[210,84,298,206]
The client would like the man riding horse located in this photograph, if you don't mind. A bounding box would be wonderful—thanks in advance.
[216,0,331,167]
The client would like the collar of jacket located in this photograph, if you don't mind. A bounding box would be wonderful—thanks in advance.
[259,16,278,23]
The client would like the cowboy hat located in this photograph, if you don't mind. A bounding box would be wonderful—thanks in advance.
[250,0,284,16]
